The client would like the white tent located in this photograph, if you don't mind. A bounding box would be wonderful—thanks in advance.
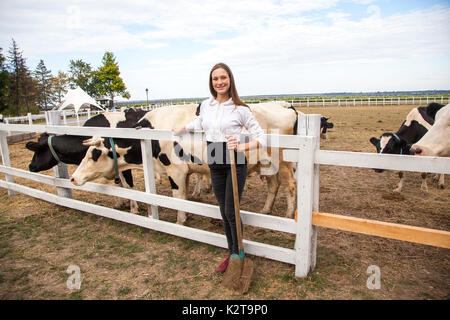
[56,87,105,114]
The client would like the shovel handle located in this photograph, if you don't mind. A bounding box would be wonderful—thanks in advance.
[229,149,243,254]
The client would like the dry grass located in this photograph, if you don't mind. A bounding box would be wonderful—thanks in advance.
[0,104,449,300]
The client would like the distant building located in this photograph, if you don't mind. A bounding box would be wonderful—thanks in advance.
[96,97,113,109]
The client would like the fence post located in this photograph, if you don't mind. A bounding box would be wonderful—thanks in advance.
[141,139,159,219]
[27,113,32,125]
[47,111,72,199]
[4,118,11,136]
[295,114,320,277]
[0,131,15,196]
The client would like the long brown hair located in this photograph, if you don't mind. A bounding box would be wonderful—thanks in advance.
[209,63,248,108]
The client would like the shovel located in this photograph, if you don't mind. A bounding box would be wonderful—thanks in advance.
[221,148,254,294]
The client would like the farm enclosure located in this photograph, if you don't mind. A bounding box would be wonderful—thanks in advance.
[0,104,449,299]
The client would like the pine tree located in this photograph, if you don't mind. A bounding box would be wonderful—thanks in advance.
[34,59,54,110]
[94,51,130,108]
[7,38,24,115]
[7,39,35,115]
[0,47,10,114]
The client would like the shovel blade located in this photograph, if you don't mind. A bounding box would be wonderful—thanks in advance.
[238,258,254,294]
[221,257,243,291]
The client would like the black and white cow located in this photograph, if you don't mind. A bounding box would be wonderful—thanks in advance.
[411,103,450,158]
[320,116,334,139]
[370,102,445,192]
[70,102,334,224]
[25,108,151,213]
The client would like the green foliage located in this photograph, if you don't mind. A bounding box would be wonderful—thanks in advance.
[0,47,10,113]
[52,71,69,104]
[93,52,130,107]
[34,59,54,110]
[6,38,37,116]
[68,59,99,97]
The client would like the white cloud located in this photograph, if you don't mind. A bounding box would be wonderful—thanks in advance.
[1,1,449,99]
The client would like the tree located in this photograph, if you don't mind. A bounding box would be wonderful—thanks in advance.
[68,59,94,94]
[34,59,54,110]
[94,52,130,108]
[22,67,39,114]
[8,38,25,115]
[0,47,10,114]
[52,71,69,104]
[7,38,36,116]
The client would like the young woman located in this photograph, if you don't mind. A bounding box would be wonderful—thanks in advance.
[173,62,265,273]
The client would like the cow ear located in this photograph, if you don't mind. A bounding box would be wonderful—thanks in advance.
[133,118,153,129]
[83,137,102,147]
[26,141,42,152]
[370,137,379,146]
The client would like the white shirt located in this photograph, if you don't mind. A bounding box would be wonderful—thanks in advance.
[185,97,266,147]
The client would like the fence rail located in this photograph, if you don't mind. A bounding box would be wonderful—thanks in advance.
[277,96,450,107]
[0,112,449,279]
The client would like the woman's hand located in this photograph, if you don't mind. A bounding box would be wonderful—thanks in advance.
[172,126,186,136]
[226,135,239,150]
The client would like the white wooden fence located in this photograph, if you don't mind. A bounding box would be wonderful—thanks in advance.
[154,96,450,108]
[289,96,450,107]
[0,112,450,278]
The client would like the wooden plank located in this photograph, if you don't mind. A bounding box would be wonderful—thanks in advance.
[0,123,301,149]
[0,179,296,265]
[312,211,450,249]
[283,149,450,175]
[47,111,72,199]
[295,135,317,277]
[316,150,450,174]
[0,132,15,196]
[141,140,158,218]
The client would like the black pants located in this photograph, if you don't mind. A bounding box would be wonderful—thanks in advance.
[209,162,247,255]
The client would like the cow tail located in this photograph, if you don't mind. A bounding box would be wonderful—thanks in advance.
[289,104,298,135]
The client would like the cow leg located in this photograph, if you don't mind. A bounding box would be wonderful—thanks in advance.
[280,164,296,218]
[166,167,189,225]
[420,172,429,193]
[202,174,212,193]
[438,174,445,189]
[191,173,202,199]
[191,173,212,199]
[261,174,279,214]
[113,173,130,210]
[120,170,140,214]
[155,171,162,184]
[433,173,445,189]
[393,171,404,193]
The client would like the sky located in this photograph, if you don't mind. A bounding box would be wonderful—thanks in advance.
[1,0,449,101]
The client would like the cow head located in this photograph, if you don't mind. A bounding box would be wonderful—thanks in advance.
[320,117,334,139]
[70,137,117,186]
[370,133,408,172]
[26,133,59,172]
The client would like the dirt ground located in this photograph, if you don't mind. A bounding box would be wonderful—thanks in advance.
[0,104,448,300]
